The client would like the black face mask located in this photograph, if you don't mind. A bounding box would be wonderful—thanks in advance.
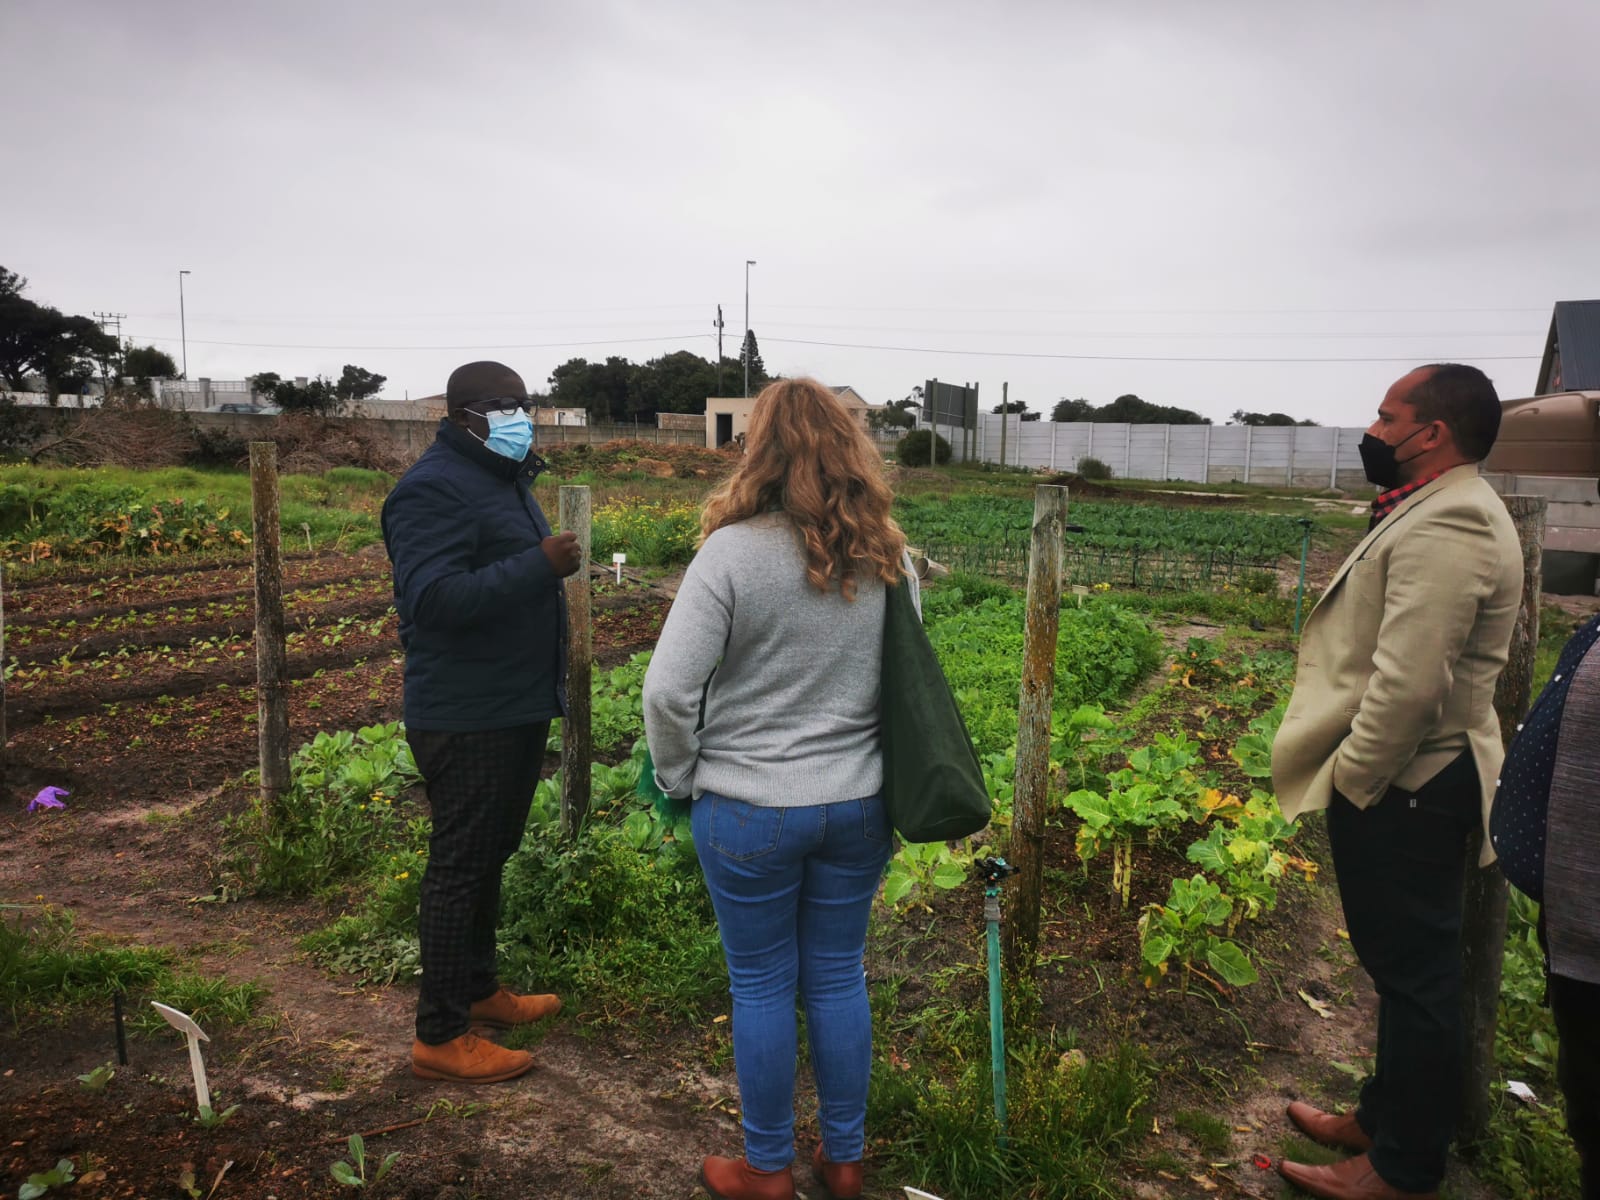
[1358,424,1429,489]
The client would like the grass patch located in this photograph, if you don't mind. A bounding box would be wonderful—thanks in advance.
[1172,1108,1233,1154]
[868,1006,1152,1199]
[1103,586,1296,631]
[1473,890,1582,1198]
[0,908,263,1029]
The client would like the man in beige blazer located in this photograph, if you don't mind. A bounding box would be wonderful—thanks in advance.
[1271,364,1522,1200]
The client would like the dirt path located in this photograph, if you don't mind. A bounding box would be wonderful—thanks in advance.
[1,790,743,1199]
[0,550,1527,1198]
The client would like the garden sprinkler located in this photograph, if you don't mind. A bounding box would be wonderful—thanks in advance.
[978,856,1017,1144]
[1292,517,1315,635]
[151,1002,211,1111]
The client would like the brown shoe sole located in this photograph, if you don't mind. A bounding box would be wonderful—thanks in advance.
[468,1013,557,1030]
[468,1001,561,1030]
[411,1058,534,1084]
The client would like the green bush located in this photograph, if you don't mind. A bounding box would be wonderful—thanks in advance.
[1077,456,1113,480]
[225,723,420,896]
[898,429,952,467]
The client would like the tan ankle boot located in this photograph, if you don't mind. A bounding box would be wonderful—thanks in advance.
[411,1033,534,1083]
[468,986,561,1029]
[700,1155,794,1200]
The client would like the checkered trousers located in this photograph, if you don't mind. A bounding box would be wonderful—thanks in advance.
[407,722,550,1045]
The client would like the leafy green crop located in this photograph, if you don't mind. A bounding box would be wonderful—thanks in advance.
[896,495,1303,556]
[1137,874,1258,992]
[1064,732,1202,907]
[923,593,1163,757]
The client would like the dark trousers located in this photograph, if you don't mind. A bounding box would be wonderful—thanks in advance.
[407,722,550,1045]
[1541,915,1600,1200]
[1326,751,1479,1193]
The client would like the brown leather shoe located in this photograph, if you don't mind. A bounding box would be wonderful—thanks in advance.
[410,1033,534,1083]
[1278,1153,1438,1200]
[1287,1100,1375,1153]
[468,986,561,1029]
[811,1142,863,1200]
[700,1155,794,1200]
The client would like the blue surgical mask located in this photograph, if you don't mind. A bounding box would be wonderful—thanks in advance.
[478,409,533,461]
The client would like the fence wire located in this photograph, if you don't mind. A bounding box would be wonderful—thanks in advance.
[919,539,1282,592]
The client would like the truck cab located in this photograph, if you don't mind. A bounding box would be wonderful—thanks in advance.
[1482,390,1600,593]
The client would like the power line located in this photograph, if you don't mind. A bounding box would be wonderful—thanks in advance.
[120,332,711,352]
[759,321,1544,340]
[762,335,1542,365]
[764,303,1554,316]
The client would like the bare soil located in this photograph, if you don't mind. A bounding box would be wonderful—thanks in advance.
[0,549,1505,1199]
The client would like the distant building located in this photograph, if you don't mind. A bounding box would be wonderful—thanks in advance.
[1537,299,1600,393]
[657,412,704,433]
[703,385,872,448]
[409,395,586,425]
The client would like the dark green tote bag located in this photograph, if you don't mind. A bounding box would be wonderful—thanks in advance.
[880,577,992,842]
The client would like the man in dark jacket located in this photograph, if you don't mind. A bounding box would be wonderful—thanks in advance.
[381,360,581,1084]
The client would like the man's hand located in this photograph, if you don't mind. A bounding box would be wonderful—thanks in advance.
[540,530,582,578]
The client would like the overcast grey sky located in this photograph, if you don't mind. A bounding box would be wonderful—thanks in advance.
[5,0,1597,425]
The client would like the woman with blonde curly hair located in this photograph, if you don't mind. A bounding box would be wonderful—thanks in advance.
[643,376,915,1200]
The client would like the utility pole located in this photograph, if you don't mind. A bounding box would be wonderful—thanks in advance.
[178,270,192,380]
[744,259,756,397]
[714,304,725,397]
[94,313,126,400]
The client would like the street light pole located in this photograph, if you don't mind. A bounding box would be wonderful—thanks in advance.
[744,259,756,398]
[178,270,192,381]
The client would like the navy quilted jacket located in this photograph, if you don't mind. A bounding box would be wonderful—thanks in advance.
[381,421,567,731]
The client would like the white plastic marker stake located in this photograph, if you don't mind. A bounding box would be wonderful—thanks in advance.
[612,552,626,584]
[904,1189,946,1200]
[151,1001,211,1111]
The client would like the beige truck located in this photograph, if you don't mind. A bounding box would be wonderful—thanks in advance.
[1482,390,1600,594]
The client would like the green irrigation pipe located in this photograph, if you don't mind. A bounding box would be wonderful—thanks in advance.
[981,857,1016,1144]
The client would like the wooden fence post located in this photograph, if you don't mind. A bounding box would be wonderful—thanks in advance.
[559,486,593,841]
[1004,484,1068,980]
[999,382,1009,470]
[250,442,291,820]
[0,564,7,791]
[1457,494,1546,1145]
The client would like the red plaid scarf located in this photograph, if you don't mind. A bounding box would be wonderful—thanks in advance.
[1369,471,1444,529]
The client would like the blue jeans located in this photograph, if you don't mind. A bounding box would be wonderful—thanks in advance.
[693,790,893,1171]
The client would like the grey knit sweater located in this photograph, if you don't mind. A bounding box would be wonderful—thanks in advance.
[642,512,918,806]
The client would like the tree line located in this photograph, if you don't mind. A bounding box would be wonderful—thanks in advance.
[1,266,179,399]
[543,331,769,423]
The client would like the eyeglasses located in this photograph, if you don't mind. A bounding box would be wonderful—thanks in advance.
[468,398,532,416]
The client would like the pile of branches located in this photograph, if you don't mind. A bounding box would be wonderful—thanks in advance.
[27,404,198,468]
[24,405,410,475]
